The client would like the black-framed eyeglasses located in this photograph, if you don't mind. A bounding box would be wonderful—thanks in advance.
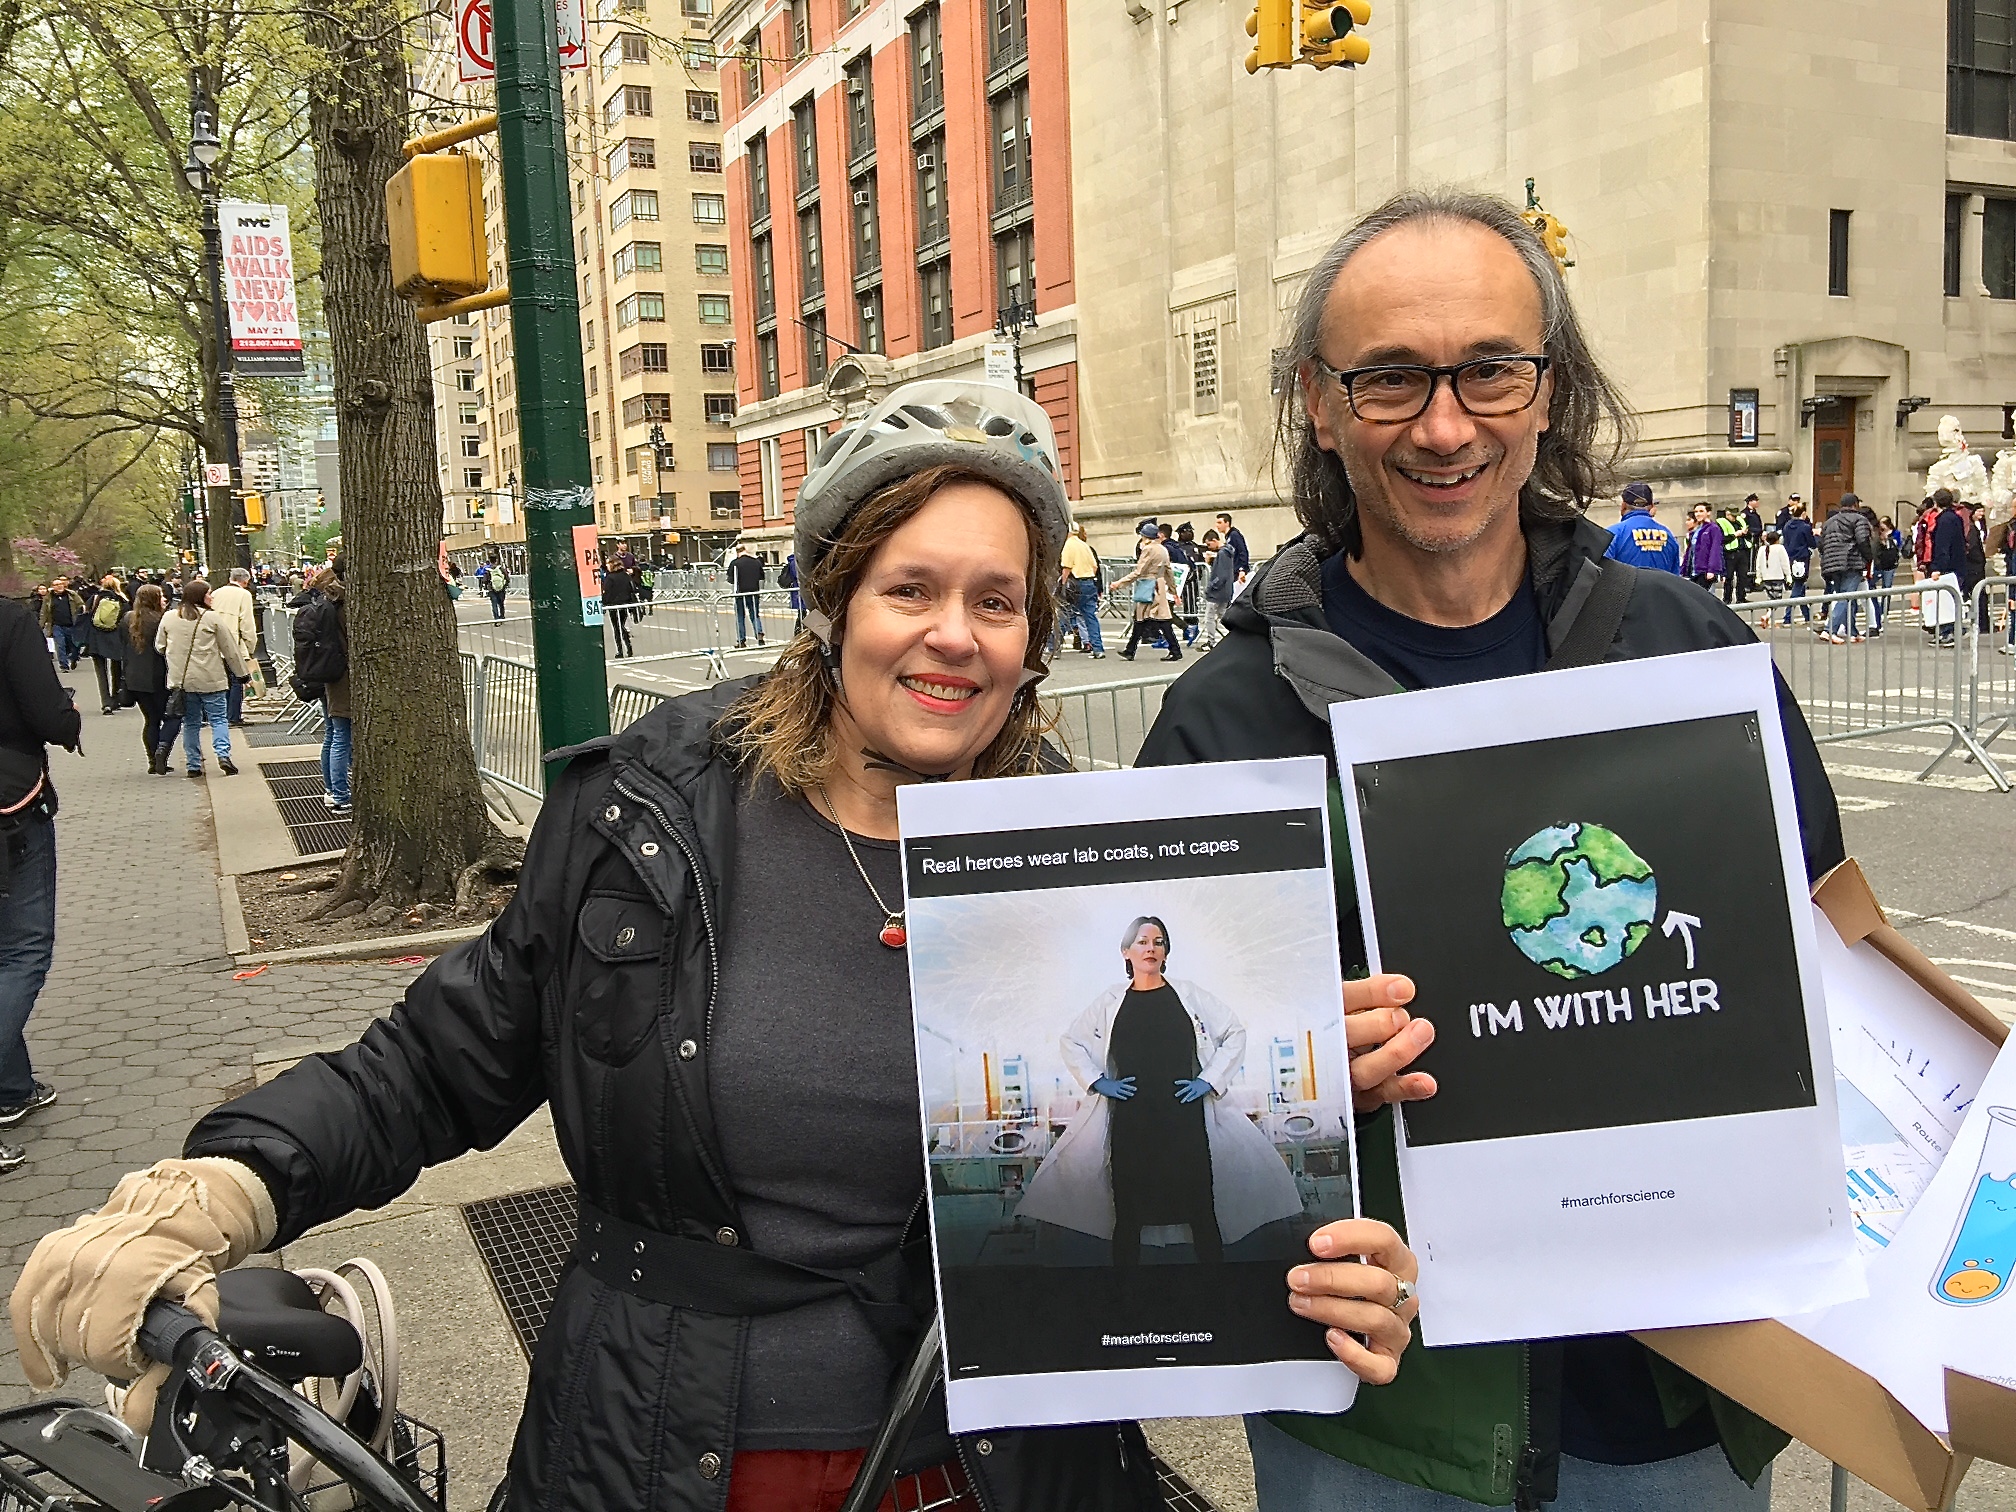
[1313,354,1551,424]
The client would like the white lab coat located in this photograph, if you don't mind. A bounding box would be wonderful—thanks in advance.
[1014,978,1305,1245]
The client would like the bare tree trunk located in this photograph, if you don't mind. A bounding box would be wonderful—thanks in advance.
[304,0,513,910]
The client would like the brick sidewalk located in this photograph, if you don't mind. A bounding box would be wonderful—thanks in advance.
[0,702,418,1403]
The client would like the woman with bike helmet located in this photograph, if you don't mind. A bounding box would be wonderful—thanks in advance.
[13,380,1423,1512]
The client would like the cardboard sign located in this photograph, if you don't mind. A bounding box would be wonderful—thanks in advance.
[572,522,602,625]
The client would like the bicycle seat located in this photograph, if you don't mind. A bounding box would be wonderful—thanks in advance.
[215,1269,363,1383]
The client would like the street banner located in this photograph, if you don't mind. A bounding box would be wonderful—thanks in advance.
[983,341,1016,389]
[457,0,588,82]
[1330,643,1864,1346]
[899,757,1364,1430]
[218,201,304,377]
[572,522,603,625]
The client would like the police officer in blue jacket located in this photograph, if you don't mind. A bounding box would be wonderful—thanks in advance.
[1603,480,1681,573]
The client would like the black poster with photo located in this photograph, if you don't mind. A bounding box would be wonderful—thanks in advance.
[1354,712,1816,1147]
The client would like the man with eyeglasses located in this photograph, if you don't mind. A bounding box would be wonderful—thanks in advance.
[1139,190,1842,1512]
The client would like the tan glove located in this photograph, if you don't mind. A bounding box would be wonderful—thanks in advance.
[9,1158,278,1431]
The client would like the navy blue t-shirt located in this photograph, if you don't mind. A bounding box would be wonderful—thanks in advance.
[1320,548,1719,1468]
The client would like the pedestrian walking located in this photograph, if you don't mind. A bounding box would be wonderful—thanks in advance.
[636,561,655,618]
[0,590,78,1175]
[39,578,84,671]
[1680,502,1724,592]
[1175,522,1204,642]
[81,574,128,714]
[157,580,248,777]
[1818,493,1874,643]
[601,560,638,658]
[1866,510,1902,635]
[1142,187,1845,1512]
[1754,529,1792,628]
[1962,502,1990,633]
[291,566,351,814]
[1214,510,1251,586]
[1111,521,1183,661]
[9,376,1423,1505]
[119,585,174,774]
[779,552,804,632]
[210,568,260,727]
[1717,503,1752,604]
[727,542,765,647]
[1056,523,1105,657]
[1923,488,1966,647]
[1779,499,1817,624]
[1604,481,1681,571]
[486,559,510,620]
[1199,529,1237,648]
[1742,493,1766,587]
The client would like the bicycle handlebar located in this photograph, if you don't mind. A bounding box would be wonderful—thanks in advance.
[139,1299,437,1512]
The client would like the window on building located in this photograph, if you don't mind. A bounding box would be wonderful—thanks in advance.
[633,494,658,522]
[699,293,732,323]
[693,192,727,223]
[741,29,763,103]
[1828,208,1850,297]
[701,342,735,372]
[459,402,480,424]
[622,393,673,425]
[601,31,648,71]
[757,331,780,398]
[760,434,783,517]
[682,0,711,15]
[620,341,670,375]
[687,90,720,121]
[708,442,738,470]
[616,292,667,326]
[1987,197,2016,297]
[613,241,662,279]
[1191,323,1220,416]
[915,132,947,247]
[595,457,605,483]
[992,83,1031,212]
[464,467,485,489]
[989,0,1027,69]
[803,309,829,385]
[1952,0,2016,140]
[799,207,823,299]
[587,368,597,395]
[696,243,730,275]
[792,97,819,196]
[461,434,483,457]
[453,335,475,358]
[919,259,951,350]
[590,411,601,441]
[910,4,943,118]
[685,40,719,71]
[689,141,722,172]
[1947,191,1968,297]
[845,55,875,161]
[586,319,597,349]
[457,369,476,391]
[605,84,651,126]
[611,188,659,228]
[790,0,811,58]
[706,392,738,424]
[850,172,879,274]
[711,489,742,518]
[609,137,655,176]
[753,233,775,320]
[858,284,883,354]
[748,131,771,223]
[996,221,1034,316]
[844,0,868,16]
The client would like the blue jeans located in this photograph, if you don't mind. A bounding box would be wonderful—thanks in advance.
[1779,572,1810,624]
[226,672,244,724]
[1245,1415,1770,1512]
[51,624,79,668]
[181,688,232,770]
[0,814,56,1105]
[1067,578,1105,653]
[1826,571,1863,638]
[322,713,353,805]
[1869,567,1896,630]
[735,593,764,644]
[489,591,506,620]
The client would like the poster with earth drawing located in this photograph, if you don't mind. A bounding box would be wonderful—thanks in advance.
[1330,643,1864,1347]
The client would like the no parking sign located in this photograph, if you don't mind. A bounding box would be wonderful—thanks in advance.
[457,0,586,83]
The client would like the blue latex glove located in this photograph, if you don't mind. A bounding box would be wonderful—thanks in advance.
[1174,1078,1213,1104]
[1090,1076,1137,1100]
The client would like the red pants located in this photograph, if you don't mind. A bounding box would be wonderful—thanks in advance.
[724,1449,977,1512]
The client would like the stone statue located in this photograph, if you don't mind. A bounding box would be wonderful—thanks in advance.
[1925,414,1990,504]
[1989,447,2016,538]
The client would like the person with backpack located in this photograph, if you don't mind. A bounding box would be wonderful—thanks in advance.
[156,579,249,778]
[486,560,510,621]
[81,575,128,715]
[1866,511,1903,636]
[1817,494,1874,644]
[290,565,351,814]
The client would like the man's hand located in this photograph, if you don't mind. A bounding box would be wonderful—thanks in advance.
[1286,1218,1419,1384]
[1344,974,1435,1112]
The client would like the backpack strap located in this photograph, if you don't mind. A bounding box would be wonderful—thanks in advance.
[1547,557,1638,671]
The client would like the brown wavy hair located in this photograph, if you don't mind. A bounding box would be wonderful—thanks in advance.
[722,464,1059,795]
[128,583,165,650]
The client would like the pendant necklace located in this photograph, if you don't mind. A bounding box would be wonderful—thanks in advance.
[815,784,907,949]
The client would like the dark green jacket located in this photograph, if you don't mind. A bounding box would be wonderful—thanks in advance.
[1137,517,1844,1508]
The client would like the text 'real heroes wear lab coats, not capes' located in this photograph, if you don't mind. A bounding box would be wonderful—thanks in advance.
[1015,978,1305,1245]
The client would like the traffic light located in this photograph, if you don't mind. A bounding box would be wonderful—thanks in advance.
[1299,0,1370,66]
[1520,180,1574,272]
[314,492,326,516]
[472,495,486,519]
[242,492,266,528]
[1244,0,1295,72]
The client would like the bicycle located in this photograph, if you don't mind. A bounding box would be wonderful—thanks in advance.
[0,1264,446,1512]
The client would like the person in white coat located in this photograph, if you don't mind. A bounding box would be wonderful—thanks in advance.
[1016,916,1304,1264]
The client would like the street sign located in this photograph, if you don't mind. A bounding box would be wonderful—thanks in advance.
[218,202,305,377]
[203,463,231,487]
[983,341,1017,388]
[458,0,586,80]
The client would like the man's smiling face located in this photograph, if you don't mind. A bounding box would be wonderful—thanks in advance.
[1303,218,1552,560]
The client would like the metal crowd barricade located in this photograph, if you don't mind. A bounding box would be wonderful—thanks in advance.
[1748,579,2008,791]
[608,680,673,733]
[1970,574,2016,753]
[473,655,544,797]
[1043,674,1182,771]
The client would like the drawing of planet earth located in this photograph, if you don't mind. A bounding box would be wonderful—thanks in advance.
[1501,822,1658,980]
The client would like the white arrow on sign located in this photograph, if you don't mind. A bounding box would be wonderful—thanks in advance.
[1661,911,1702,970]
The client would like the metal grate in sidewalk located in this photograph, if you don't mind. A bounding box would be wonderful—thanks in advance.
[461,1182,578,1357]
[258,758,350,855]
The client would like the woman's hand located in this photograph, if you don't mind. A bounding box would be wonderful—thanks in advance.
[1344,974,1435,1112]
[1173,1078,1212,1104]
[1089,1075,1137,1100]
[1286,1218,1419,1385]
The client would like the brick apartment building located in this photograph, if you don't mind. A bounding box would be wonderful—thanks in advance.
[709,0,1078,556]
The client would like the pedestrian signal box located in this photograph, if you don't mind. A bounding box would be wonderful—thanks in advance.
[386,149,489,302]
[1244,0,1294,71]
[242,492,266,528]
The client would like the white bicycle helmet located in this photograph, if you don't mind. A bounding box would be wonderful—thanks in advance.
[792,380,1070,578]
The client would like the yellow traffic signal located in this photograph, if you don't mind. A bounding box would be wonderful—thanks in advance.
[1244,0,1295,72]
[386,149,489,302]
[242,493,266,528]
[1300,0,1370,65]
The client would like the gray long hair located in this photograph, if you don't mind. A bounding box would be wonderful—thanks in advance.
[1272,188,1636,556]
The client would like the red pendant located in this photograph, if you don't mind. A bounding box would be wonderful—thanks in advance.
[880,919,908,949]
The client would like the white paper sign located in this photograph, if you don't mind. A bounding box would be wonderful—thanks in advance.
[898,758,1363,1431]
[1330,643,1863,1346]
[457,0,587,80]
[219,202,303,377]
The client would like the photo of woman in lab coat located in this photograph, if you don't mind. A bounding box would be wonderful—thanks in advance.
[1016,915,1307,1264]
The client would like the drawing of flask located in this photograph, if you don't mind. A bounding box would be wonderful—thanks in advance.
[1932,1106,2016,1307]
